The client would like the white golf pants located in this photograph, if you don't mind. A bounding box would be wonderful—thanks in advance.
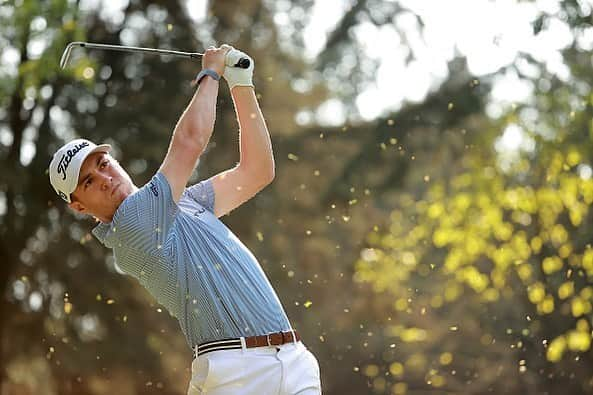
[187,341,322,395]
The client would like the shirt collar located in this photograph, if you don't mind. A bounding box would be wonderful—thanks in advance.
[90,186,139,247]
[92,221,117,248]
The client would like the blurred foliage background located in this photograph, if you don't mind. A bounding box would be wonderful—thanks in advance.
[2,0,593,394]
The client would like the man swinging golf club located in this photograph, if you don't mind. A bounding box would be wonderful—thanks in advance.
[48,44,322,394]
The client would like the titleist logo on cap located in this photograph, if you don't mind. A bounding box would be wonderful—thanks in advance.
[57,141,89,180]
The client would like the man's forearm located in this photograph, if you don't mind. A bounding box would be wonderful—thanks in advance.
[231,86,274,178]
[174,77,219,153]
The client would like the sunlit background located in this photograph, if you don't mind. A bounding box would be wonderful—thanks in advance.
[2,0,593,394]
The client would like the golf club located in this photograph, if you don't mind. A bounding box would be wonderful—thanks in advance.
[59,41,251,69]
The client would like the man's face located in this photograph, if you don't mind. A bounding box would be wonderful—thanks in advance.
[68,152,135,222]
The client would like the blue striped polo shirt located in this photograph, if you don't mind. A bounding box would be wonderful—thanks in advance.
[92,172,292,347]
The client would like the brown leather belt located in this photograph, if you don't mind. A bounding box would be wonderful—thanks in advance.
[194,330,301,358]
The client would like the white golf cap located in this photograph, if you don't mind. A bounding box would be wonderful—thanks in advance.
[49,138,111,203]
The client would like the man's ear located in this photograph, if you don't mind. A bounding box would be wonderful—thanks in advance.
[68,200,86,214]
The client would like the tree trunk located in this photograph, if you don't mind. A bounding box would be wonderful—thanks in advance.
[0,244,13,388]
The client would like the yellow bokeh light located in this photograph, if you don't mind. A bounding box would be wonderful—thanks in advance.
[542,256,563,275]
[530,237,543,253]
[539,295,555,314]
[546,336,566,362]
[439,352,453,365]
[430,295,443,308]
[392,382,407,395]
[576,319,590,332]
[405,353,427,371]
[373,377,387,392]
[516,263,532,281]
[401,252,416,266]
[527,283,545,304]
[363,364,379,377]
[558,282,574,299]
[82,67,95,79]
[567,330,591,351]
[444,283,461,301]
[550,224,568,245]
[389,362,404,377]
[430,374,446,387]
[395,298,408,311]
[583,250,593,275]
[571,297,591,317]
[400,328,427,343]
[566,149,581,167]
[482,288,500,301]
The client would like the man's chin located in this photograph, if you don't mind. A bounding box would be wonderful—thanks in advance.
[115,189,132,205]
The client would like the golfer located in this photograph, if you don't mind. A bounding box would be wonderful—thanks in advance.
[48,44,322,394]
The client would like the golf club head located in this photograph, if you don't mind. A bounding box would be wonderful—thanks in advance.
[60,42,85,69]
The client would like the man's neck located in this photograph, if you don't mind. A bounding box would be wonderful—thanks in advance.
[96,184,139,224]
[95,213,113,224]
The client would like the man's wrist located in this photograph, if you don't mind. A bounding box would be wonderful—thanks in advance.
[195,69,221,85]
[230,85,255,94]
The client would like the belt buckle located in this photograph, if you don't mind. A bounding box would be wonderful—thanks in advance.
[266,332,281,346]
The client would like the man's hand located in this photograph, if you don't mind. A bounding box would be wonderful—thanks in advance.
[201,45,232,76]
[222,46,255,91]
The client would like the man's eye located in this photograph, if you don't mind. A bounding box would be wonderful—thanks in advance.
[85,179,92,189]
[100,161,108,168]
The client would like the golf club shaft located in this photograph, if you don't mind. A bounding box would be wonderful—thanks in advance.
[73,42,201,60]
[60,41,251,69]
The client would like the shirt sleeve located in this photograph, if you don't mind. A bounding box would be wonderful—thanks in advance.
[113,172,178,255]
[185,178,215,213]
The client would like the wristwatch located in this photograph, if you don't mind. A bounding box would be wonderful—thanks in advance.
[194,69,221,85]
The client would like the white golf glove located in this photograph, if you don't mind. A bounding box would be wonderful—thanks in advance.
[223,47,255,91]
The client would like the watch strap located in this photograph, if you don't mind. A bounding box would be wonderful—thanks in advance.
[195,69,221,85]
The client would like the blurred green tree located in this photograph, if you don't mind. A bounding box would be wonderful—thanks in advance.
[354,1,593,391]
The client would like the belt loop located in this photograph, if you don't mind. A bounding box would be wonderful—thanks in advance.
[240,336,247,353]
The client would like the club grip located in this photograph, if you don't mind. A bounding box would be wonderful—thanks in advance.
[225,49,251,69]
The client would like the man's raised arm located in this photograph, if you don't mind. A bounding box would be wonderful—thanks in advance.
[159,46,230,202]
[195,48,275,218]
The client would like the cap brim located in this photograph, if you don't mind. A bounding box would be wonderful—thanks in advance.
[91,144,112,155]
[78,144,112,175]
